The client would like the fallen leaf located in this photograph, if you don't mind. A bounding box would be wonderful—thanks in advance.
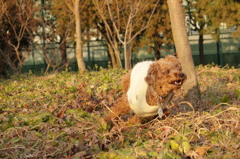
[57,107,67,119]
[195,145,212,156]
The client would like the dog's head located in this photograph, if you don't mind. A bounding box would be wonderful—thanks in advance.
[145,55,187,97]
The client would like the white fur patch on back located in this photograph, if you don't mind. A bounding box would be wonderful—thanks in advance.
[127,61,160,117]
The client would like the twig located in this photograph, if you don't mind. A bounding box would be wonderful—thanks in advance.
[178,101,195,114]
[210,103,232,112]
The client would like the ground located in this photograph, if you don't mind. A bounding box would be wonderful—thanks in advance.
[0,65,240,158]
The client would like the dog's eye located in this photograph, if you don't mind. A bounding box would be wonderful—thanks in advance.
[165,70,170,74]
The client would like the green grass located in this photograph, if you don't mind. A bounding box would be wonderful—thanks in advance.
[0,66,240,158]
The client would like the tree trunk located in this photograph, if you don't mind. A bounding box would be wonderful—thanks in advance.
[0,57,7,78]
[19,60,23,74]
[105,39,122,68]
[123,43,132,69]
[95,22,122,68]
[113,42,122,68]
[107,43,118,68]
[60,34,67,66]
[14,49,23,74]
[41,0,47,71]
[154,41,162,60]
[74,0,86,73]
[167,0,200,98]
[199,33,204,65]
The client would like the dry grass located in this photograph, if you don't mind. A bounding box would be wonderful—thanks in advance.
[0,65,239,158]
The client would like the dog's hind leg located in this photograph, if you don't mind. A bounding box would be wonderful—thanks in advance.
[126,114,142,125]
[104,72,131,121]
[104,94,131,121]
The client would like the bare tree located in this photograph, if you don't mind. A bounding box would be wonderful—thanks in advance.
[0,0,38,74]
[37,1,73,74]
[51,0,72,68]
[93,1,122,68]
[39,39,69,74]
[65,0,86,73]
[167,0,200,98]
[93,0,159,69]
[109,0,159,69]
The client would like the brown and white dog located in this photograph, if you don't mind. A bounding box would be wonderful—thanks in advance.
[105,55,187,123]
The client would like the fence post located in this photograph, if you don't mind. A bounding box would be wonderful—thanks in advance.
[216,41,220,65]
[87,41,91,67]
[216,40,223,66]
[31,43,35,73]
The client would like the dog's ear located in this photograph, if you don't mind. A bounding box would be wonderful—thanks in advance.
[165,55,181,68]
[145,62,161,85]
[165,55,178,61]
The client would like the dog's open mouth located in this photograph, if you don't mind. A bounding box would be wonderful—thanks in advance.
[171,80,183,86]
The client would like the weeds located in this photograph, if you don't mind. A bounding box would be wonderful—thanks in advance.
[0,66,239,158]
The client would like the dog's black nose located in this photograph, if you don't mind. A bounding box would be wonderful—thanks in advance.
[179,73,185,78]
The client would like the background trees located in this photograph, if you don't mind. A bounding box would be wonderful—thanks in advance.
[93,0,160,69]
[185,0,240,65]
[0,0,239,76]
[136,1,173,60]
[51,0,73,68]
[92,0,123,68]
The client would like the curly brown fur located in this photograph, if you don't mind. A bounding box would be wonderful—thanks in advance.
[104,73,131,121]
[122,72,131,94]
[105,55,186,123]
[104,94,131,121]
[145,55,186,105]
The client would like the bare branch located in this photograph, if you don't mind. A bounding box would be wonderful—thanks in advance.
[127,0,160,44]
[106,0,124,43]
[65,0,74,13]
[93,0,115,42]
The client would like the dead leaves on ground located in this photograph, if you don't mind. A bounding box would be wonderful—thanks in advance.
[0,66,240,158]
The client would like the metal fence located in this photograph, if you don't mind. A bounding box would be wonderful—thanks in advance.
[189,33,240,67]
[21,33,240,74]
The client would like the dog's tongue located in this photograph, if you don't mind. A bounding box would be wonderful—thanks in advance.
[158,108,163,117]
